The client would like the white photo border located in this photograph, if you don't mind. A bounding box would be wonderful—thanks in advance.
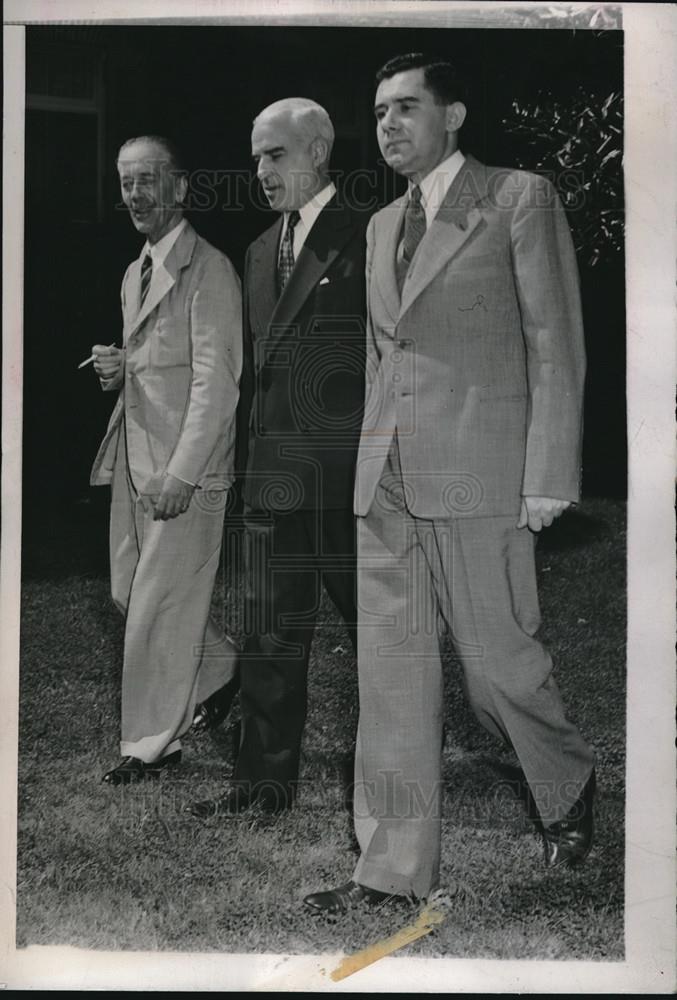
[2,1,675,992]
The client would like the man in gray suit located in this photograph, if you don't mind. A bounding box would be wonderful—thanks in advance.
[91,135,242,785]
[305,53,596,914]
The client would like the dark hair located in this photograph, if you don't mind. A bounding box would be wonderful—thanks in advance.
[375,53,465,105]
[116,134,186,174]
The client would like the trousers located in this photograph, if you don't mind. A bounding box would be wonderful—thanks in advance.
[233,505,357,807]
[110,443,238,762]
[352,443,595,898]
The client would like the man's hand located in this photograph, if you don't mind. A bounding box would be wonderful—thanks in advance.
[517,496,572,532]
[153,474,196,521]
[92,344,123,380]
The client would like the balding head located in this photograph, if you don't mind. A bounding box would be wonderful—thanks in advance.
[252,98,335,213]
[117,135,187,244]
[254,98,335,163]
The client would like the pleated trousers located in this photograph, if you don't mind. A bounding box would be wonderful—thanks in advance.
[352,444,595,899]
[109,444,238,762]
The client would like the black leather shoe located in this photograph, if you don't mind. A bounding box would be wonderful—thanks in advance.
[186,786,288,818]
[542,768,596,868]
[192,674,240,733]
[303,880,401,914]
[187,788,249,818]
[102,750,182,786]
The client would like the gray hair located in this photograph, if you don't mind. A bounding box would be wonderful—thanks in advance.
[254,98,335,163]
[116,135,186,174]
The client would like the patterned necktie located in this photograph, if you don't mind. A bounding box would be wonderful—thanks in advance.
[277,210,301,294]
[397,185,426,292]
[403,185,426,264]
[140,252,153,307]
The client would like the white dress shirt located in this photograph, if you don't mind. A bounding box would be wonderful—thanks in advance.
[279,181,337,264]
[141,216,187,268]
[414,149,466,228]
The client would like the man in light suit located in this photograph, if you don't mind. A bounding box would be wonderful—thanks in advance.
[189,99,366,817]
[91,135,242,784]
[305,54,596,914]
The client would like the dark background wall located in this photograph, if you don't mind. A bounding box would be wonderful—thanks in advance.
[23,24,625,517]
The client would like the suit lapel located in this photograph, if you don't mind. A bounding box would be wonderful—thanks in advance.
[266,196,356,343]
[123,261,142,335]
[126,223,197,339]
[248,218,283,336]
[398,155,490,320]
[372,195,407,329]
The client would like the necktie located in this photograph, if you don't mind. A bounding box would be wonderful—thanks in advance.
[140,252,153,307]
[397,185,426,292]
[277,210,301,294]
[403,185,426,263]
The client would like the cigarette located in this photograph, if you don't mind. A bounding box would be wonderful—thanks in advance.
[78,343,116,369]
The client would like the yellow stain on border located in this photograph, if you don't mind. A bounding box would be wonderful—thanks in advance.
[330,899,447,981]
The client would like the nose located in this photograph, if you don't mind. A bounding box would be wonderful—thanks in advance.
[379,107,398,133]
[257,158,270,182]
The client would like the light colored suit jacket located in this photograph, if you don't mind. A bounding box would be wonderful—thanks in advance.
[355,155,586,519]
[90,222,242,494]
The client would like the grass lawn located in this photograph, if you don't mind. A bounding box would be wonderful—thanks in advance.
[16,495,626,960]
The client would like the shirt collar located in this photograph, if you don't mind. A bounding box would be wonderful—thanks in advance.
[142,217,187,266]
[283,181,336,235]
[413,150,466,224]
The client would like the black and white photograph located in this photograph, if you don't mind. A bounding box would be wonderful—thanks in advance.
[1,0,675,992]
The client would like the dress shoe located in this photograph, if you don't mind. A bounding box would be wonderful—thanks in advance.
[303,880,402,914]
[186,786,288,818]
[192,674,240,733]
[102,750,182,786]
[542,768,596,868]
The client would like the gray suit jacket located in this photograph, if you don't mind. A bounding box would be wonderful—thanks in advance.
[354,155,586,519]
[90,222,242,494]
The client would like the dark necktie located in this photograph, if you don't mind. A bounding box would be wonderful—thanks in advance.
[277,210,301,294]
[397,185,426,292]
[140,252,153,307]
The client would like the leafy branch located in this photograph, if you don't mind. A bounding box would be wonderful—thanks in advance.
[503,88,623,266]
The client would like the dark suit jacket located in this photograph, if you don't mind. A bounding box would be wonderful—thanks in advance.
[238,193,367,512]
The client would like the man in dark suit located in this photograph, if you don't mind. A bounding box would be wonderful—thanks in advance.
[304,54,596,914]
[189,98,367,816]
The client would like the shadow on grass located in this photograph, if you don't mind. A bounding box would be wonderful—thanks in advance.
[16,496,626,958]
[536,502,620,553]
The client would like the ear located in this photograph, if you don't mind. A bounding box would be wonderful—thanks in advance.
[175,173,188,206]
[446,101,467,134]
[311,137,329,168]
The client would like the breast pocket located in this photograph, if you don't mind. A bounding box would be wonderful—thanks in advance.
[446,255,515,328]
[151,317,190,368]
[312,275,353,309]
[451,251,501,273]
